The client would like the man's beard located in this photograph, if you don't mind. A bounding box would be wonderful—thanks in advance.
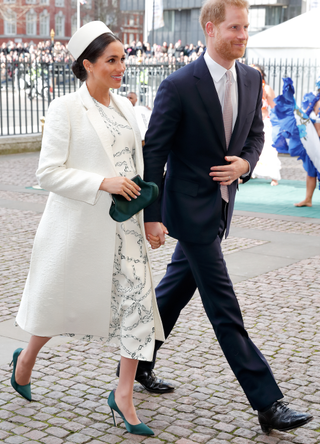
[215,32,247,61]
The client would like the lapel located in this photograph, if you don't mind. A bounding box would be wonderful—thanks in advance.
[228,62,250,153]
[78,83,143,177]
[194,55,226,151]
[78,83,117,175]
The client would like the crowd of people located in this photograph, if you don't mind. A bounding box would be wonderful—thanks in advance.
[1,40,70,65]
[0,38,206,67]
[124,39,206,64]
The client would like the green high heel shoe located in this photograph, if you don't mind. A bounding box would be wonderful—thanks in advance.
[10,348,32,402]
[107,390,154,436]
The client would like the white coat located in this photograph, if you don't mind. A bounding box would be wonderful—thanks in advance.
[16,83,165,343]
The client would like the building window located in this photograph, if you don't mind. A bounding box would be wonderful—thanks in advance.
[71,14,77,35]
[71,0,76,8]
[40,10,50,36]
[161,10,174,33]
[249,7,266,31]
[40,0,50,5]
[55,0,64,7]
[55,12,65,37]
[265,6,282,26]
[112,0,118,6]
[4,8,17,35]
[84,0,92,9]
[4,0,16,4]
[26,10,37,35]
[26,0,36,4]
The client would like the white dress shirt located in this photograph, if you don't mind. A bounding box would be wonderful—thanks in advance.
[204,51,250,176]
[204,51,238,130]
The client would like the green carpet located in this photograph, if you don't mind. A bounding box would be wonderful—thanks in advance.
[25,186,45,190]
[235,179,320,218]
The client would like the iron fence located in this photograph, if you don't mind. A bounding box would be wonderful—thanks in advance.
[246,58,320,105]
[1,57,319,136]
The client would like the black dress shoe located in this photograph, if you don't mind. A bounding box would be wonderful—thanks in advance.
[258,401,313,434]
[116,363,174,394]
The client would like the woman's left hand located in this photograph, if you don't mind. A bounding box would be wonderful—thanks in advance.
[148,234,161,249]
[147,223,168,249]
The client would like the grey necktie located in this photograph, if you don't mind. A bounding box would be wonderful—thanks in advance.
[221,70,233,203]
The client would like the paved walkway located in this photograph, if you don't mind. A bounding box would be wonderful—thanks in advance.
[0,153,320,444]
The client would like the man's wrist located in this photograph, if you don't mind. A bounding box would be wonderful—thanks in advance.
[241,159,251,178]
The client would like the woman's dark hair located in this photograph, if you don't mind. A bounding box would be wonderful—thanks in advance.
[72,32,122,82]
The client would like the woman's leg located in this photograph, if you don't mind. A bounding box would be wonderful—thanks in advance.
[115,356,140,425]
[295,175,317,207]
[15,336,51,385]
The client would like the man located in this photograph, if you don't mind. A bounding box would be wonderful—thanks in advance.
[127,91,152,141]
[174,39,184,57]
[117,0,313,434]
[128,40,137,57]
[126,91,138,107]
[161,41,168,54]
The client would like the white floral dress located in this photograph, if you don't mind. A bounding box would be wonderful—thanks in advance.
[95,97,155,361]
[65,97,156,362]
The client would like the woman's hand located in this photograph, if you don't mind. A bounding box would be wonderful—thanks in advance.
[100,177,141,201]
[148,234,161,249]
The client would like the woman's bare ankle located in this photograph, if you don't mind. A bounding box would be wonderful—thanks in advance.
[114,390,140,425]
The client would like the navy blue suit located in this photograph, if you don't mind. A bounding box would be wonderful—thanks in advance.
[139,55,283,411]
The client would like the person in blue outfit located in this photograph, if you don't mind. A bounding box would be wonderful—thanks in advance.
[271,76,320,207]
[116,0,314,435]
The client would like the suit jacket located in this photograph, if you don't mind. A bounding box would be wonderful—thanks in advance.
[143,55,264,244]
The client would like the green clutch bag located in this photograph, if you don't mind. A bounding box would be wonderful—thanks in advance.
[109,175,159,223]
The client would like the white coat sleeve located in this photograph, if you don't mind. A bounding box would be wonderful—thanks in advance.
[36,98,104,205]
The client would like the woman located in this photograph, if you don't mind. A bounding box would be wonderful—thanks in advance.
[167,43,175,57]
[11,21,164,437]
[251,64,281,186]
[294,78,320,207]
[271,76,320,207]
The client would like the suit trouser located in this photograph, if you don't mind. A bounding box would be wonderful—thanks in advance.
[138,203,283,411]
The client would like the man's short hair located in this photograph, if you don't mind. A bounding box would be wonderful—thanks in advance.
[199,0,249,32]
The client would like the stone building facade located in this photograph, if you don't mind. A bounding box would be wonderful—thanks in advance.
[120,0,307,45]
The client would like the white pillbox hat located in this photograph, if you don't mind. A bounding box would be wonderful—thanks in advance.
[68,21,113,60]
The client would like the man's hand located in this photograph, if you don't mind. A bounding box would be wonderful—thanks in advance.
[209,156,250,185]
[145,222,168,249]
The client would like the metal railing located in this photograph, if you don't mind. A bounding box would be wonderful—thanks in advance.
[246,58,320,105]
[0,59,78,136]
[1,57,319,136]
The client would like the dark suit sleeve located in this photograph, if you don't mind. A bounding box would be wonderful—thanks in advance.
[143,77,182,222]
[240,72,264,183]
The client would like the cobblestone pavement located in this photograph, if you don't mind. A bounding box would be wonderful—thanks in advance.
[231,216,320,236]
[0,154,39,187]
[0,256,319,444]
[0,153,319,444]
[0,191,48,204]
